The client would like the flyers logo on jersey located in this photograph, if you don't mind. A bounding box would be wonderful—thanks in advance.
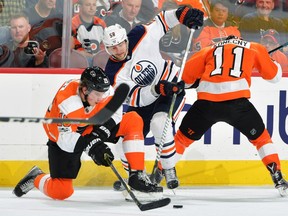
[131,60,157,86]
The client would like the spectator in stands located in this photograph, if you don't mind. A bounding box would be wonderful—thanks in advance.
[260,29,288,72]
[137,0,155,23]
[24,0,63,56]
[72,0,110,18]
[104,0,143,34]
[3,13,47,67]
[193,0,241,51]
[0,0,25,45]
[0,0,26,26]
[238,0,287,43]
[71,0,106,65]
[24,0,62,26]
[26,0,64,10]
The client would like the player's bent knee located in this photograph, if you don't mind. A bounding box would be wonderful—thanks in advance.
[47,178,74,200]
[125,111,143,130]
[150,112,170,137]
[120,111,144,139]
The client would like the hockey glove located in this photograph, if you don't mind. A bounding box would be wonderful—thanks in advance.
[84,134,114,167]
[175,6,204,29]
[155,80,184,96]
[92,118,116,142]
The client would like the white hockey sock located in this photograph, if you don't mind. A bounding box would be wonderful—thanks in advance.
[150,112,177,169]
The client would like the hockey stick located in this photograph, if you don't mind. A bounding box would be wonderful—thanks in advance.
[104,154,171,211]
[268,41,288,54]
[150,29,195,182]
[0,83,129,125]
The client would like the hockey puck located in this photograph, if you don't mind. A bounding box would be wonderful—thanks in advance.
[173,205,183,208]
[113,180,122,191]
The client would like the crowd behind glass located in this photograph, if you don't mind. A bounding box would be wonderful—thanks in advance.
[0,0,287,71]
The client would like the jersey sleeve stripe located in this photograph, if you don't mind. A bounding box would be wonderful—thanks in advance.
[157,12,169,34]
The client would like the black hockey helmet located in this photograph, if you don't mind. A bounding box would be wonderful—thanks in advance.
[80,66,110,93]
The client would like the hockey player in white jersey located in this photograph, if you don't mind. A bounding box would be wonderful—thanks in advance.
[102,5,204,189]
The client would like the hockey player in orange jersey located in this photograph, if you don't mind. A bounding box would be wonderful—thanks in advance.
[174,35,288,197]
[13,66,163,201]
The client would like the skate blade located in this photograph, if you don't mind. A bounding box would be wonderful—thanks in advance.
[123,189,164,202]
[277,187,288,197]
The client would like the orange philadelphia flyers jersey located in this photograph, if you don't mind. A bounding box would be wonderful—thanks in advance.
[193,19,241,51]
[43,79,122,152]
[182,39,282,102]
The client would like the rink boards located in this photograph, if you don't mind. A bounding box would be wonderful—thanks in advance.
[0,69,288,187]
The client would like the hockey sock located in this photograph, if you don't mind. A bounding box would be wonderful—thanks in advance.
[250,129,281,170]
[35,174,74,200]
[151,112,176,169]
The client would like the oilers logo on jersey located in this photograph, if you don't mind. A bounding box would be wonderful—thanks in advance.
[131,60,157,86]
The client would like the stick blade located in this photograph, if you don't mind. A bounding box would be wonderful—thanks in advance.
[139,198,171,211]
[89,83,129,124]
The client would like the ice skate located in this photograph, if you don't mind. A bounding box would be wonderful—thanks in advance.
[271,170,288,197]
[13,166,43,197]
[163,167,179,189]
[149,167,164,185]
[115,168,165,191]
[267,162,288,197]
[128,170,163,193]
[123,170,163,202]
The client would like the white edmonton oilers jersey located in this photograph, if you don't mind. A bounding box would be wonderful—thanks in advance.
[105,10,181,107]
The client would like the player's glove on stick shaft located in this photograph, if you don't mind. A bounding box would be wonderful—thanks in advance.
[84,134,114,167]
[176,6,204,29]
[155,80,184,96]
[92,118,116,141]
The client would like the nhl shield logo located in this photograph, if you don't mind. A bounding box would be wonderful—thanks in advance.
[131,60,157,86]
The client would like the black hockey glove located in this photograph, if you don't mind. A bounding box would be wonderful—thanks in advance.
[92,125,111,141]
[175,6,204,29]
[84,134,114,167]
[92,118,116,142]
[155,80,184,96]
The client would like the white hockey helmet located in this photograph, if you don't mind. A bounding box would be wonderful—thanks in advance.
[103,24,128,47]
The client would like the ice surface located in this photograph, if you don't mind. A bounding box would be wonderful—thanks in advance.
[1,187,288,216]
